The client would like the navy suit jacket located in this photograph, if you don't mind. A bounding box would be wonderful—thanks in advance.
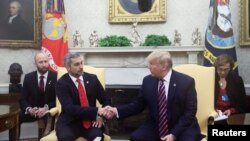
[20,71,57,113]
[56,72,111,127]
[117,70,201,139]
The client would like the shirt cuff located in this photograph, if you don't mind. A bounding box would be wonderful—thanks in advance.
[44,104,49,109]
[25,107,32,115]
[115,108,119,118]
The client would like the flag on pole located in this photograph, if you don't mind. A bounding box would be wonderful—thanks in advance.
[42,0,68,71]
[203,0,238,74]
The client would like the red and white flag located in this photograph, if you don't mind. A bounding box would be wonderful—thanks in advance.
[42,0,68,71]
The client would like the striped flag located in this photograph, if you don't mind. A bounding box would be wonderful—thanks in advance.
[42,0,68,71]
[203,0,238,74]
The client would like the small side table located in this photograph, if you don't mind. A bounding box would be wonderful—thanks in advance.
[0,103,20,141]
[227,113,250,125]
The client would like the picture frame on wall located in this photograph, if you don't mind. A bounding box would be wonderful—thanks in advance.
[0,0,41,48]
[240,0,250,47]
[108,0,166,23]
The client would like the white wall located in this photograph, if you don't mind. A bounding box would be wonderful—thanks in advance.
[0,0,249,86]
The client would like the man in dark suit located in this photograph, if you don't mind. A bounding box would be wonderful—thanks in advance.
[0,1,32,40]
[19,52,57,136]
[56,52,111,141]
[103,51,202,141]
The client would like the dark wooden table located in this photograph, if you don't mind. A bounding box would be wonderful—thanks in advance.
[227,113,250,125]
[0,103,20,141]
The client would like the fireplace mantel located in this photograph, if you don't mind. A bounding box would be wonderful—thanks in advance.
[69,46,204,68]
[70,46,204,53]
[69,46,204,85]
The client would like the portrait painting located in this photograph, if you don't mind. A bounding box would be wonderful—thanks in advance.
[240,0,250,46]
[0,0,41,48]
[109,0,166,23]
[118,0,152,14]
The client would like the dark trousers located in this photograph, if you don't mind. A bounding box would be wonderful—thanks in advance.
[130,123,202,141]
[56,123,104,141]
[130,124,159,141]
[19,112,50,139]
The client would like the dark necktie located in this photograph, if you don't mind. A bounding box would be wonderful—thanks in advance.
[39,75,45,94]
[76,78,91,129]
[158,79,168,138]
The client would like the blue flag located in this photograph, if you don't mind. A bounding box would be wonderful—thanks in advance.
[203,0,238,74]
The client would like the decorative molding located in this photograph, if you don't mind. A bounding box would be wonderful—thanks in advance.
[69,46,204,85]
[69,46,204,67]
[0,83,9,94]
[240,0,250,46]
[69,46,204,53]
[108,0,166,23]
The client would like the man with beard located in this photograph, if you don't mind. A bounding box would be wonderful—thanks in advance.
[55,52,111,141]
[19,52,57,138]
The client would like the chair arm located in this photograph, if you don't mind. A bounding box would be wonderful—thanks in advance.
[42,107,59,137]
[49,107,59,116]
[41,112,54,137]
[208,110,218,125]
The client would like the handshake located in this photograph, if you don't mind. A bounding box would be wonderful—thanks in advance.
[98,106,118,120]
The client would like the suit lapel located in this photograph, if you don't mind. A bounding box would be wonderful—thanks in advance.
[167,71,177,115]
[45,71,51,94]
[34,72,39,92]
[31,72,39,104]
[44,71,54,102]
[83,73,90,98]
[65,74,79,102]
[151,77,159,120]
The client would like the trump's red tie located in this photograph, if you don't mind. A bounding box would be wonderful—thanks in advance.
[76,78,91,129]
[158,79,168,138]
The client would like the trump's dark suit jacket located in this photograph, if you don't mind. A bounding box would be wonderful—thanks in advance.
[117,70,201,140]
[56,72,111,128]
[20,70,57,113]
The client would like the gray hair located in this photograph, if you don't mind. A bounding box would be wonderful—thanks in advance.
[10,1,22,12]
[146,50,173,68]
[63,52,83,67]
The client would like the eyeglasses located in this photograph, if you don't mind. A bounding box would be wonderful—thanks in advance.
[217,68,230,72]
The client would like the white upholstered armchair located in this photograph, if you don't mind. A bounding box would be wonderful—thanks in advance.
[174,64,218,140]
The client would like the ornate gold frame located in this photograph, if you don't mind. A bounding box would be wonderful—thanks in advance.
[0,0,42,48]
[108,0,166,23]
[240,0,250,46]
